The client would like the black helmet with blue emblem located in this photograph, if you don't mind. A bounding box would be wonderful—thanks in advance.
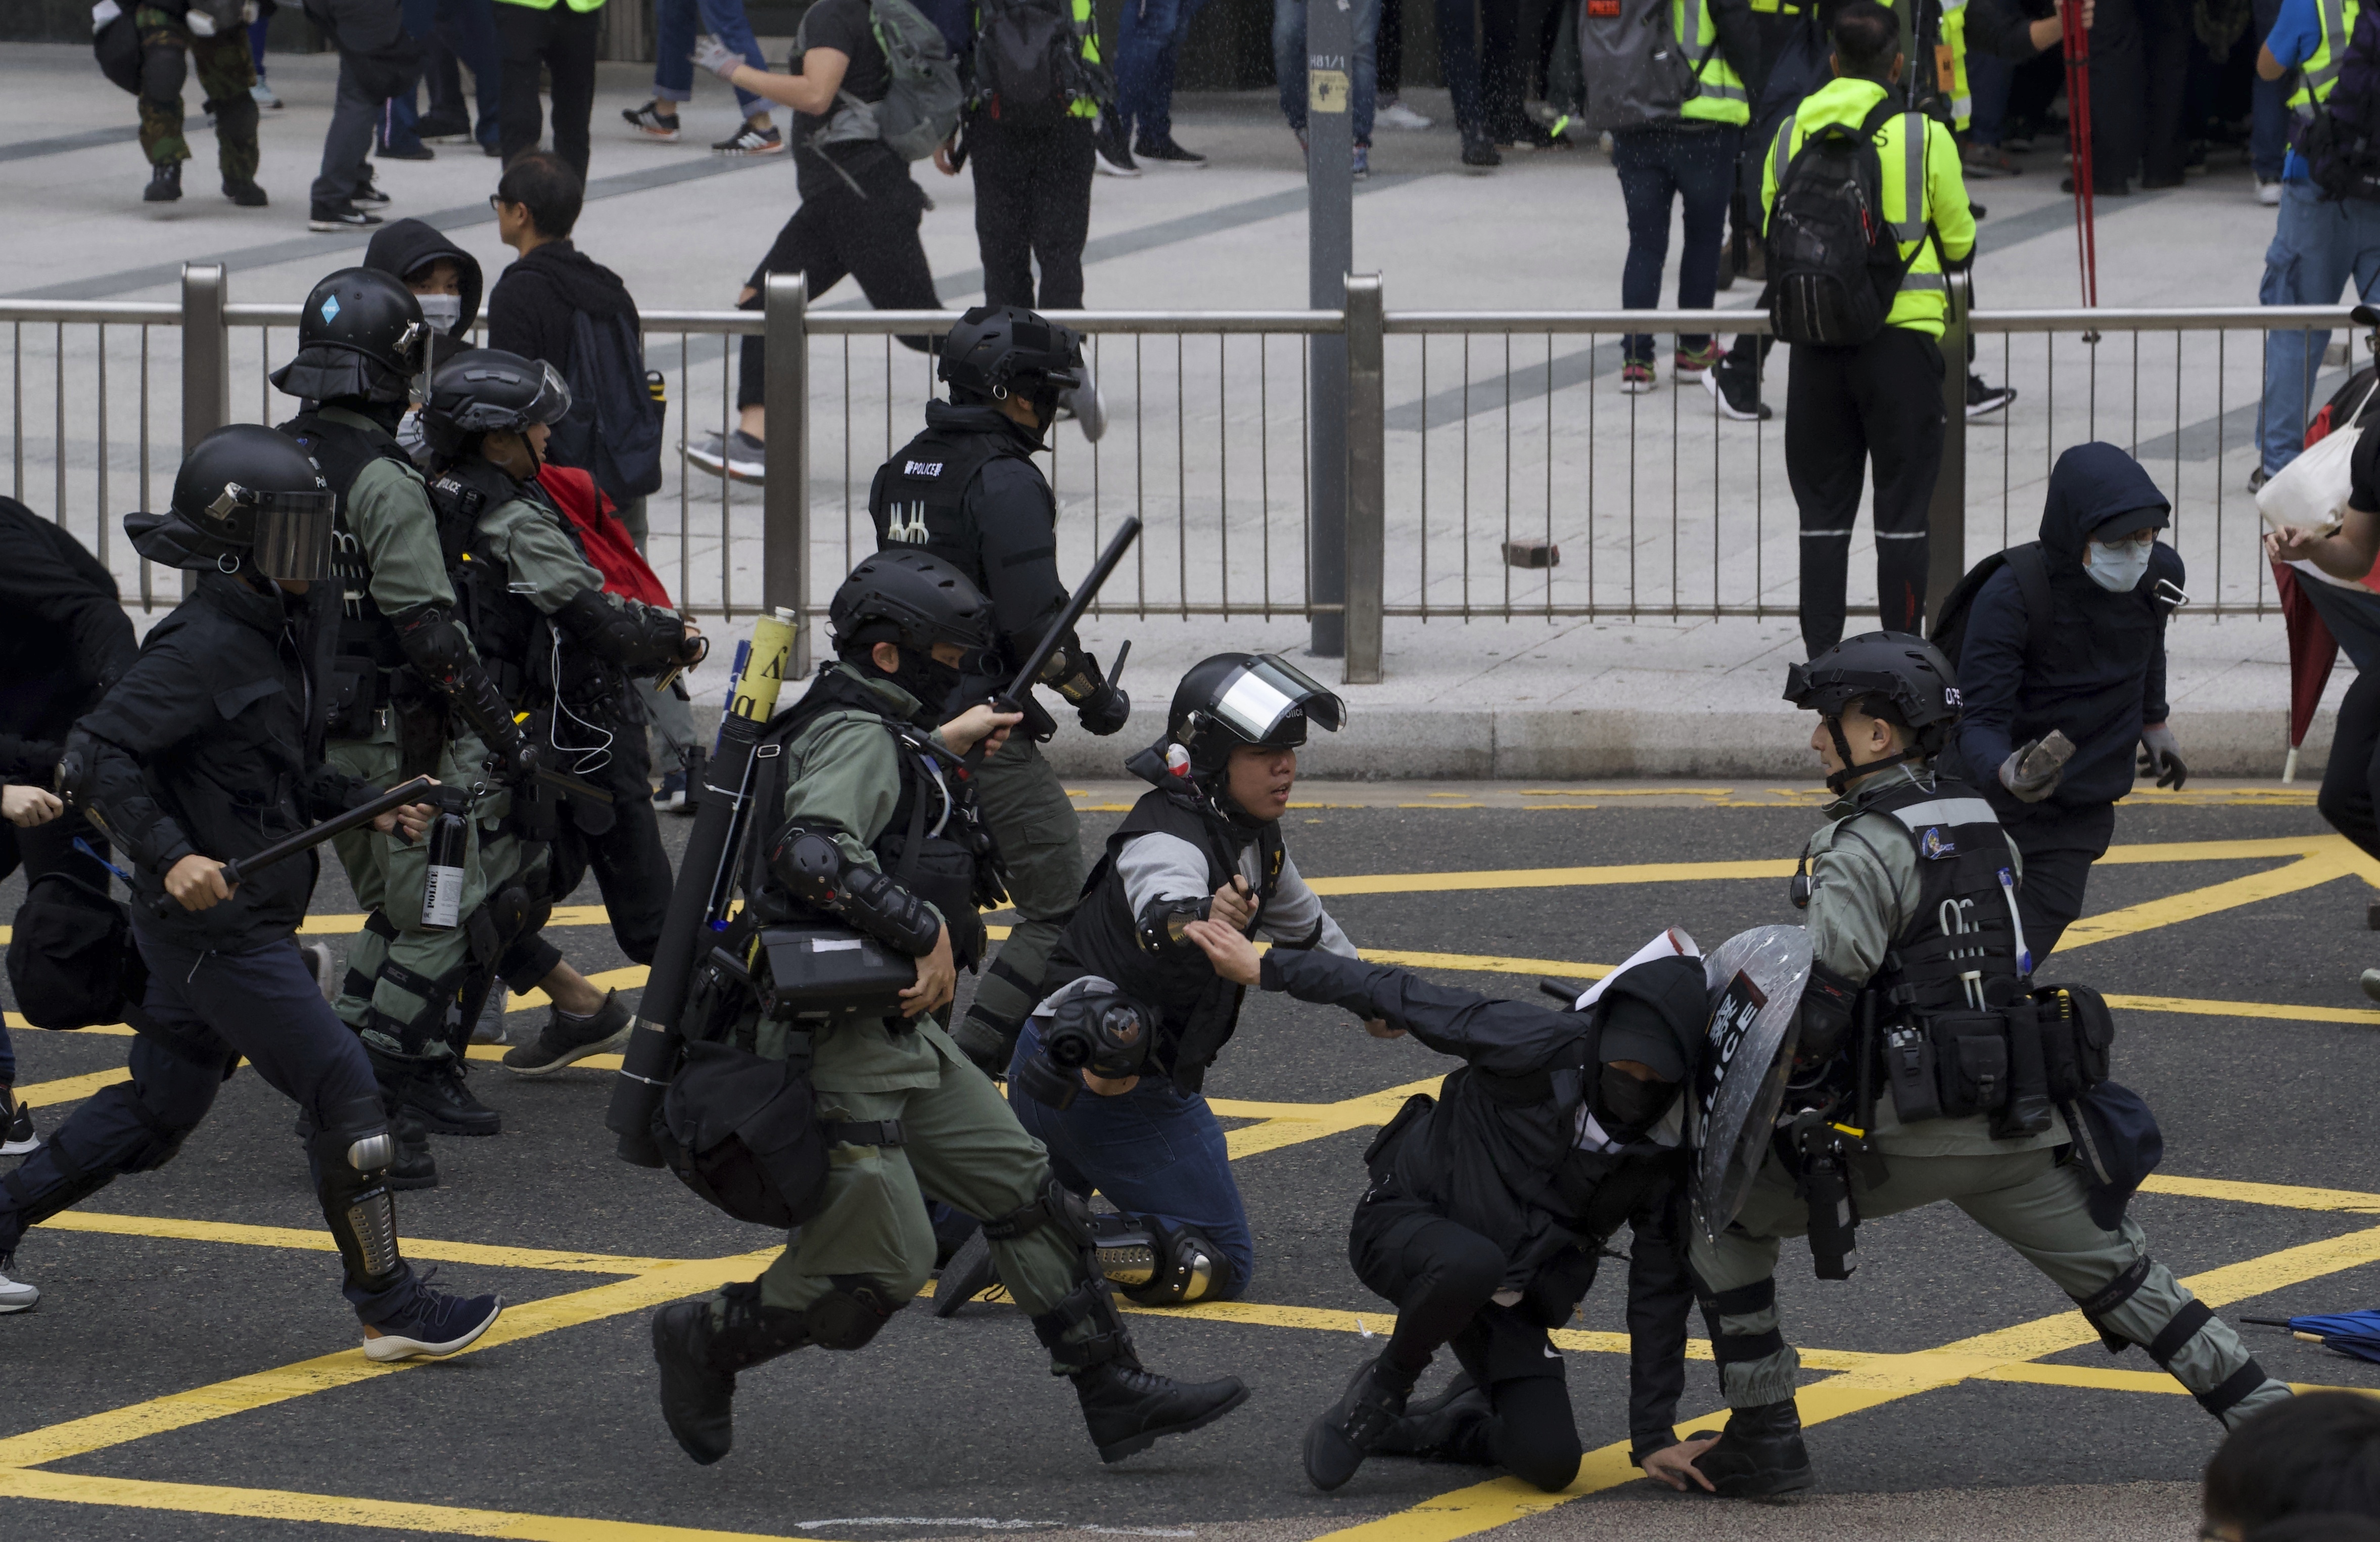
[269,267,431,407]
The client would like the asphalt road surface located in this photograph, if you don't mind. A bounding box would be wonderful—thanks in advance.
[0,780,2373,1542]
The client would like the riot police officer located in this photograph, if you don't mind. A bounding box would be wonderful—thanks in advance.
[936,653,1376,1313]
[868,305,1133,1077]
[647,551,1247,1468]
[1182,921,1711,1495]
[414,348,705,1075]
[9,425,502,1359]
[1681,632,2290,1495]
[273,268,542,1171]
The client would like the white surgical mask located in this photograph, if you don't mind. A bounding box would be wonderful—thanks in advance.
[2084,535,2155,593]
[415,293,463,333]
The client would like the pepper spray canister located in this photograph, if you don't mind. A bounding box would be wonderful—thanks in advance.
[419,792,470,932]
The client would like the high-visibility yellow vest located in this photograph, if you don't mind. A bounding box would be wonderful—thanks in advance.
[1760,77,1978,336]
[492,0,604,14]
[2292,0,2363,116]
[1676,0,1750,125]
[1939,0,1971,129]
[1068,0,1102,120]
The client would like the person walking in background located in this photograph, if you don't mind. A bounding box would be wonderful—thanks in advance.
[132,0,267,206]
[623,0,783,155]
[248,3,281,108]
[308,0,415,229]
[493,0,603,176]
[410,0,506,156]
[1769,1,1974,655]
[1375,0,1434,129]
[376,0,440,161]
[1611,0,1762,393]
[1105,0,1213,170]
[681,2,945,483]
[1274,0,1379,175]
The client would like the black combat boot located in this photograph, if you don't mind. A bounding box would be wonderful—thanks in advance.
[397,1055,501,1136]
[1691,1398,1813,1496]
[145,160,181,202]
[1373,1372,1494,1461]
[386,1109,437,1191]
[1033,1281,1248,1463]
[651,1281,812,1465]
[1302,1351,1421,1490]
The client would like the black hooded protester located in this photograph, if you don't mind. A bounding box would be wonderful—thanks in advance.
[1937,440,2186,958]
[1178,923,1708,1496]
[4,425,505,1357]
[364,217,484,372]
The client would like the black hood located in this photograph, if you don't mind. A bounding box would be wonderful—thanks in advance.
[499,241,639,320]
[925,396,1047,455]
[364,219,484,338]
[2038,442,2171,574]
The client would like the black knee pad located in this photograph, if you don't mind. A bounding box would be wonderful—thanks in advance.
[139,40,187,104]
[805,1276,906,1350]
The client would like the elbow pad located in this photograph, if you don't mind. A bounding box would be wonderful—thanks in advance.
[768,825,943,957]
[1796,959,1862,1062]
[553,589,689,674]
[1135,895,1211,956]
[389,603,536,780]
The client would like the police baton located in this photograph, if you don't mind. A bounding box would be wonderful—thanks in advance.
[148,776,440,918]
[966,515,1141,766]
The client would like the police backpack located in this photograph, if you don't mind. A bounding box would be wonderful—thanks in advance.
[1574,0,1715,132]
[971,0,1112,124]
[1765,99,1935,346]
[5,870,147,1031]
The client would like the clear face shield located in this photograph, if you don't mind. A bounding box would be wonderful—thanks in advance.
[212,484,339,581]
[1208,654,1346,748]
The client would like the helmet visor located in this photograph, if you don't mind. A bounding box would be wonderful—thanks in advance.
[1211,654,1345,746]
[246,487,339,581]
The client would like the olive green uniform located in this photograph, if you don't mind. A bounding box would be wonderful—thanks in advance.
[727,669,1085,1341]
[960,733,1083,1060]
[134,5,259,182]
[1689,765,2292,1427]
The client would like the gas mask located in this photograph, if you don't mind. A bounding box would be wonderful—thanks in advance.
[2084,535,2155,593]
[1590,1064,1677,1145]
[1015,985,1156,1110]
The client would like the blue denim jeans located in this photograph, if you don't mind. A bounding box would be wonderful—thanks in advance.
[654,0,769,116]
[2259,180,2380,472]
[1115,0,1213,141]
[1005,1020,1256,1295]
[1967,48,2012,147]
[1611,122,1740,362]
[2253,75,2292,183]
[1272,0,1380,146]
[385,0,501,151]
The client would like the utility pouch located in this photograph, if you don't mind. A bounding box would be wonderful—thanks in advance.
[1927,1012,2010,1118]
[1882,1021,1942,1123]
[1991,996,2057,1139]
[2034,983,2115,1099]
[325,656,382,739]
[392,696,446,781]
[654,1036,832,1228]
[756,922,919,1023]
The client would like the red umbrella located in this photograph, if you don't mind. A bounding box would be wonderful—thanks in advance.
[2062,0,2098,307]
[2274,561,2344,782]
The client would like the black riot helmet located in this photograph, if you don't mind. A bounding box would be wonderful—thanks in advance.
[828,550,997,710]
[1784,630,1963,792]
[937,305,1086,429]
[124,424,337,581]
[422,348,573,466]
[269,267,430,406]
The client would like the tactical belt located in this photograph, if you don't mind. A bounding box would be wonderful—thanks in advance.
[823,1118,905,1149]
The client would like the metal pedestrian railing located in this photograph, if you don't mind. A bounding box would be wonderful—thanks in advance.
[2,263,2363,685]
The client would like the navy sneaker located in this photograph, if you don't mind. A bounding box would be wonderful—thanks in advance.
[364,1280,502,1362]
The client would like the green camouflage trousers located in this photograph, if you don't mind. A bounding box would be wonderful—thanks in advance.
[134,8,258,179]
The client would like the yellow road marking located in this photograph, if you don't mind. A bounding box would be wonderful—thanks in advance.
[0,1468,831,1541]
[42,1212,674,1273]
[10,1065,130,1106]
[2057,844,2372,953]
[0,1251,776,1471]
[1216,1078,1442,1160]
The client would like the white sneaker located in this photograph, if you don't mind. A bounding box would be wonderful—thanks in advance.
[1377,98,1433,131]
[2258,177,2283,206]
[0,1255,38,1314]
[470,985,510,1045]
[684,428,767,483]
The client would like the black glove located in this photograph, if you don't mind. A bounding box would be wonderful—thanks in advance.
[1076,681,1130,736]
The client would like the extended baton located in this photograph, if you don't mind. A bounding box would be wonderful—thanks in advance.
[968,516,1142,764]
[150,775,438,917]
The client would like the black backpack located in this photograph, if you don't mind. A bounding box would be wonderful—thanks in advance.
[544,312,665,506]
[971,0,1110,124]
[1928,541,2056,683]
[5,870,147,1031]
[1766,98,1933,346]
[2302,1,2380,204]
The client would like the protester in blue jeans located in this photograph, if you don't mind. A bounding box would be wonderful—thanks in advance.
[934,652,1390,1313]
[1273,0,1381,175]
[623,0,780,154]
[385,0,504,158]
[2256,0,2380,481]
[1102,0,1216,173]
[1611,0,1761,391]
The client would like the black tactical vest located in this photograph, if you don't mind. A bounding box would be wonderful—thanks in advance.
[1859,776,2029,1016]
[745,667,1006,972]
[1042,785,1286,1094]
[278,410,419,673]
[868,423,1026,582]
[426,461,574,706]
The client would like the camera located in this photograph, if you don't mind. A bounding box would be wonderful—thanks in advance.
[1015,987,1157,1110]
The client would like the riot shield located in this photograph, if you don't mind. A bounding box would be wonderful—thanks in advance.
[1691,924,1814,1240]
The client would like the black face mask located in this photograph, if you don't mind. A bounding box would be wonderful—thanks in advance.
[1592,1065,1677,1143]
